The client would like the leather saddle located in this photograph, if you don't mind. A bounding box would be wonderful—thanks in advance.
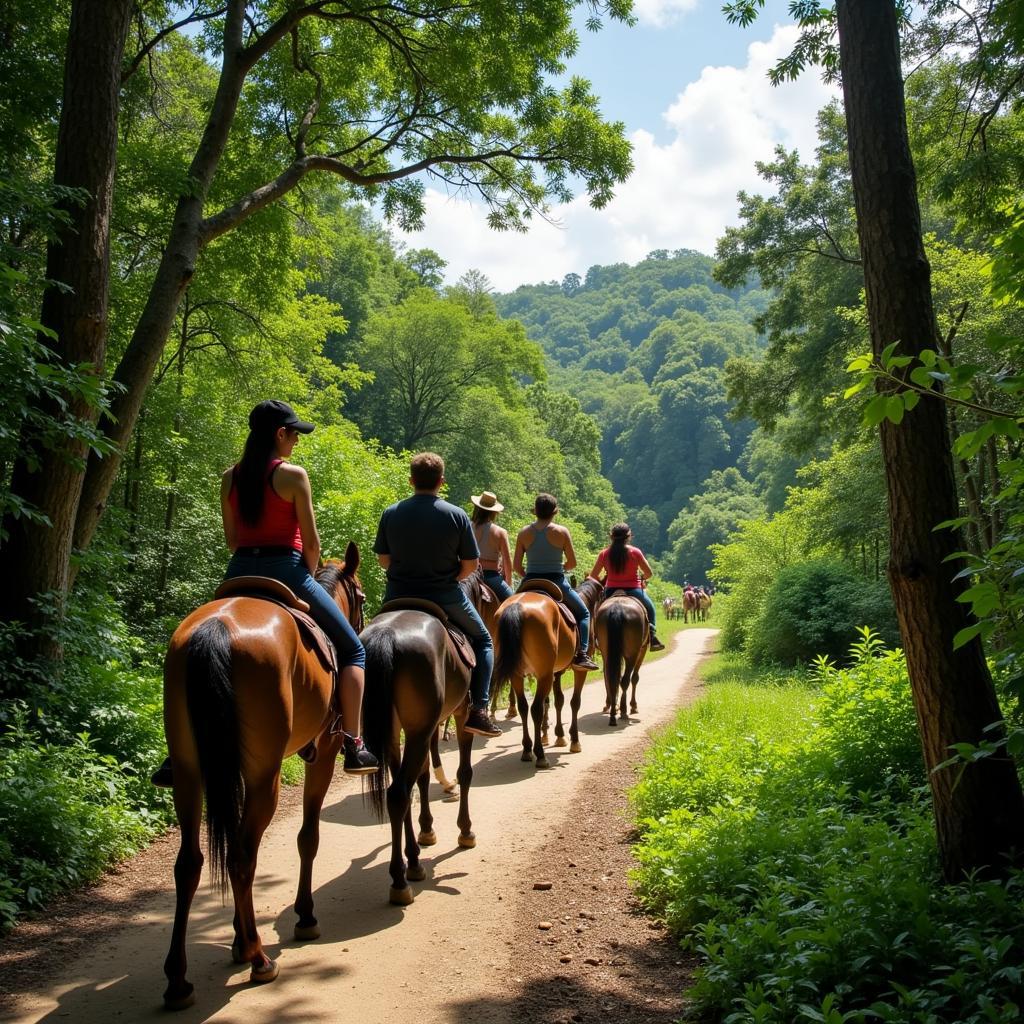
[516,578,578,637]
[377,598,477,671]
[214,576,338,677]
[606,589,652,641]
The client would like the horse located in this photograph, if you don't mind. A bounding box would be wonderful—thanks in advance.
[697,589,713,622]
[160,544,364,1010]
[492,579,594,767]
[594,591,649,726]
[662,595,676,621]
[682,587,698,623]
[360,572,490,905]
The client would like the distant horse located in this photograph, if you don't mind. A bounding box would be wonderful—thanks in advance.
[594,592,649,726]
[662,595,676,621]
[361,573,491,905]
[697,590,713,622]
[682,588,698,623]
[161,545,364,1010]
[492,581,590,767]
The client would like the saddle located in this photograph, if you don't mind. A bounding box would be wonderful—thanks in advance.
[516,578,578,637]
[213,576,339,681]
[606,589,652,642]
[377,598,477,671]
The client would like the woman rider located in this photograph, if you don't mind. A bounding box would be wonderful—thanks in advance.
[153,400,376,785]
[512,493,599,671]
[470,490,514,601]
[589,522,666,651]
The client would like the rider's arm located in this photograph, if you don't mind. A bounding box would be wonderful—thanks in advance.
[512,532,527,576]
[498,528,514,586]
[220,470,237,551]
[377,553,391,570]
[561,529,578,572]
[457,557,479,581]
[637,551,654,580]
[588,550,606,581]
[281,465,321,573]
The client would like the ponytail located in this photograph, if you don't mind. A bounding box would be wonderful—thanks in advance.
[235,426,278,525]
[607,522,631,575]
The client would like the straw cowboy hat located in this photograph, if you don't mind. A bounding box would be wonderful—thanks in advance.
[470,490,505,513]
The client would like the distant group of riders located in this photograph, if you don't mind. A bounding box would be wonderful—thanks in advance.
[663,583,714,622]
[155,399,680,1007]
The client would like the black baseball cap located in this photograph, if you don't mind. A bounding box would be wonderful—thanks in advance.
[248,399,315,434]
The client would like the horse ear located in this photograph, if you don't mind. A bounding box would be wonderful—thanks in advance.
[344,540,360,575]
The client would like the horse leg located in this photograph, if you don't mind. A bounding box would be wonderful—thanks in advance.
[514,675,532,761]
[388,731,429,904]
[552,673,568,747]
[406,758,431,882]
[541,693,551,749]
[532,675,552,769]
[453,704,476,848]
[630,662,641,715]
[293,731,342,941]
[568,667,585,754]
[430,727,456,794]
[416,752,437,848]
[163,767,204,1010]
[620,656,639,723]
[229,772,280,985]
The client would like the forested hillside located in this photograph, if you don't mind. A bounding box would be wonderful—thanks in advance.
[496,251,770,574]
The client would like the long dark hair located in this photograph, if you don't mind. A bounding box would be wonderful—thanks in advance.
[471,506,497,526]
[607,522,632,574]
[235,424,279,525]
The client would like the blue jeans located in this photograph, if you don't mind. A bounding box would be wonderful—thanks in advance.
[482,570,514,601]
[384,582,494,709]
[522,572,590,651]
[607,587,657,629]
[225,550,365,668]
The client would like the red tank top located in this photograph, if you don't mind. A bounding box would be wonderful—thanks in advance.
[228,459,303,552]
[603,545,643,589]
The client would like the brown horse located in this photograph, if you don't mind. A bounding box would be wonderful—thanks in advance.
[594,592,649,726]
[492,582,589,767]
[698,590,713,622]
[160,545,364,1010]
[361,573,489,905]
[682,588,698,623]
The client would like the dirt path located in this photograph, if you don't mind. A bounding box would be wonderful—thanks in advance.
[1,628,715,1024]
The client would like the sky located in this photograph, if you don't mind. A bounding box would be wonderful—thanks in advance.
[399,0,840,290]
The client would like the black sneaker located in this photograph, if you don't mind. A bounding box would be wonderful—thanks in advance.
[464,707,501,737]
[151,756,173,788]
[649,634,666,652]
[572,653,599,671]
[343,735,379,775]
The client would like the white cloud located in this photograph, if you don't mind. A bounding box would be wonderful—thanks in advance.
[400,24,838,291]
[632,0,700,29]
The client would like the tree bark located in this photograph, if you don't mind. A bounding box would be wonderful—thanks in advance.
[836,0,1024,879]
[0,0,132,653]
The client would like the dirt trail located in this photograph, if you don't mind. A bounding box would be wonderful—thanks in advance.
[1,628,716,1024]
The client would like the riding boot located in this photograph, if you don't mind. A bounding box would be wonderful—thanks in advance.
[649,631,666,652]
[572,646,599,671]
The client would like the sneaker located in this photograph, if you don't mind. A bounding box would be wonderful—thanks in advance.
[151,756,173,788]
[464,706,502,737]
[343,735,379,775]
[649,634,666,652]
[572,653,599,671]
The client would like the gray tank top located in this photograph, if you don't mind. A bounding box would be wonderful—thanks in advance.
[525,524,564,573]
[473,522,501,563]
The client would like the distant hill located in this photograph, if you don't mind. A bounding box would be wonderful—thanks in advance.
[495,249,769,554]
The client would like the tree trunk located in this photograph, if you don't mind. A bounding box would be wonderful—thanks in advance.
[836,0,1024,879]
[0,0,132,661]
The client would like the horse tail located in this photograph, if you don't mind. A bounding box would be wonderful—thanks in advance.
[605,605,625,695]
[493,602,524,684]
[362,625,396,822]
[184,617,241,895]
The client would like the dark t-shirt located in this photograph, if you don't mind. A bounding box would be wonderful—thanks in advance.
[373,493,479,592]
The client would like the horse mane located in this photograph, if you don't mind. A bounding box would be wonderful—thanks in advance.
[315,560,350,598]
[459,567,485,606]
[577,576,603,601]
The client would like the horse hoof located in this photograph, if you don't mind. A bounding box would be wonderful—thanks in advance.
[250,958,279,985]
[521,750,533,762]
[442,781,458,794]
[389,886,415,906]
[602,705,611,714]
[294,923,320,941]
[554,736,567,747]
[570,741,582,753]
[418,830,437,847]
[163,985,195,1011]
[458,832,477,849]
[407,864,427,882]
[541,735,550,748]
[536,758,551,770]
[608,719,616,727]
[505,709,517,719]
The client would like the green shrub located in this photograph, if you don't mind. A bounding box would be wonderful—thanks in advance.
[746,558,897,665]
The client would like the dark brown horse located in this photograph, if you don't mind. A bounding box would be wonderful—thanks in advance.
[491,582,592,767]
[594,591,649,726]
[160,545,364,1010]
[361,573,490,905]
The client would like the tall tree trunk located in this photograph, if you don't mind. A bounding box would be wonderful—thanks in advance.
[836,0,1024,879]
[0,0,132,664]
[156,326,188,618]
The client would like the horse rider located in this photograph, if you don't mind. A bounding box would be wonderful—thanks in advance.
[470,490,514,601]
[588,522,665,651]
[152,399,377,786]
[373,452,501,737]
[512,493,599,671]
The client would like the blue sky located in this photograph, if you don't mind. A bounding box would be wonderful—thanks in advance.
[402,0,839,289]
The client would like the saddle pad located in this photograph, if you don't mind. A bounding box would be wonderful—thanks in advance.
[376,599,476,671]
[216,575,310,614]
[213,584,336,675]
[517,578,563,600]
